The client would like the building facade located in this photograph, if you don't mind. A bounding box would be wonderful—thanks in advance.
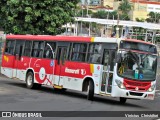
[81,0,160,21]
[129,0,160,21]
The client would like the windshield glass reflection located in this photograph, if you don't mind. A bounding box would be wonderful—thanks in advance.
[117,50,157,81]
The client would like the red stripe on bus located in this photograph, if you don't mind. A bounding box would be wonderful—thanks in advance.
[6,35,92,42]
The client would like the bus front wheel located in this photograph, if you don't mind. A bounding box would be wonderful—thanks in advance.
[119,97,127,104]
[87,80,94,101]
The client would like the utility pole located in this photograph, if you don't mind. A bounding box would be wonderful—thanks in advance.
[116,13,120,38]
[86,0,89,17]
[155,12,157,23]
[106,8,110,37]
[101,0,104,6]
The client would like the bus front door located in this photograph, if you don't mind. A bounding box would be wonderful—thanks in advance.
[101,49,115,94]
[55,45,68,87]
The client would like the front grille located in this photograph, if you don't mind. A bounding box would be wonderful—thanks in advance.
[124,79,151,91]
[127,87,145,91]
[129,92,143,96]
[125,80,150,87]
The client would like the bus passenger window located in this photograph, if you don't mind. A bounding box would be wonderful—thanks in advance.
[61,48,67,65]
[24,41,32,56]
[71,43,87,62]
[15,40,25,56]
[5,40,15,55]
[32,41,44,58]
[44,50,52,58]
[43,42,56,59]
[88,43,102,64]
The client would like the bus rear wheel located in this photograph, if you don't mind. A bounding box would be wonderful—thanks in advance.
[26,72,40,89]
[87,80,94,101]
[119,97,127,104]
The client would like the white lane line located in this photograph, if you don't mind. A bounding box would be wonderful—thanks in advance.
[155,90,160,92]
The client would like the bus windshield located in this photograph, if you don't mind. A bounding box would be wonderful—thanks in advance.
[117,50,157,81]
[120,41,157,54]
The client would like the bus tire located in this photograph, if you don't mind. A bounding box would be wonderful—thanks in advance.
[26,72,36,89]
[35,83,42,89]
[87,80,94,101]
[61,88,67,91]
[119,97,127,104]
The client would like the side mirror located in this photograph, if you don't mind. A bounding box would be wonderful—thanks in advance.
[116,53,121,63]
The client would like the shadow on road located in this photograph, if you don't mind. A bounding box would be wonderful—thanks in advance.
[6,81,147,109]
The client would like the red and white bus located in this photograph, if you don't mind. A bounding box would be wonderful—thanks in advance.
[1,35,158,103]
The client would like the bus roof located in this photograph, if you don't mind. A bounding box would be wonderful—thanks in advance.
[6,34,118,43]
[123,38,154,45]
[6,35,92,42]
[6,35,155,46]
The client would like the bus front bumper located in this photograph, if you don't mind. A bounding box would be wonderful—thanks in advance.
[111,85,155,100]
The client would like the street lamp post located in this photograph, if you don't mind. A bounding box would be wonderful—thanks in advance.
[116,13,120,38]
[81,5,84,34]
[155,12,157,23]
[86,0,89,17]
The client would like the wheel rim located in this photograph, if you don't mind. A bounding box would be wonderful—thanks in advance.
[87,85,89,94]
[86,84,90,99]
[27,75,32,86]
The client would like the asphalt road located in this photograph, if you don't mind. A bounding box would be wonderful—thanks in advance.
[0,74,160,120]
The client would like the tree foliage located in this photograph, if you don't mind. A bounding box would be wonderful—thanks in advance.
[118,0,132,20]
[146,12,160,23]
[76,9,93,17]
[135,18,145,22]
[92,10,118,20]
[92,10,107,19]
[0,0,79,35]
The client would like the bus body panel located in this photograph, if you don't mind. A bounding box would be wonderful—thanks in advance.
[1,54,16,78]
[112,85,155,100]
[13,56,31,80]
[29,58,55,85]
[1,35,158,101]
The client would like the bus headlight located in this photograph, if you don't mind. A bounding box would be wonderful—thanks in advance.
[147,84,155,92]
[115,79,125,89]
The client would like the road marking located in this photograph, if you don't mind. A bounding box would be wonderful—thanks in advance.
[155,90,160,92]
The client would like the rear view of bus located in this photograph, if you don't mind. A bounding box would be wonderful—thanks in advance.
[111,39,158,103]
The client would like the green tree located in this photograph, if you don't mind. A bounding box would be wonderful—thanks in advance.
[135,18,145,22]
[118,0,132,20]
[146,12,160,23]
[92,10,108,19]
[92,10,119,20]
[76,9,93,17]
[0,0,79,35]
[109,10,118,20]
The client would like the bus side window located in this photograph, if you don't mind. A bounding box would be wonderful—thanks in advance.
[88,43,102,64]
[61,48,67,65]
[71,43,87,62]
[39,42,44,58]
[24,41,32,57]
[15,40,25,56]
[67,43,72,60]
[5,40,15,55]
[43,42,56,59]
[32,41,44,58]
